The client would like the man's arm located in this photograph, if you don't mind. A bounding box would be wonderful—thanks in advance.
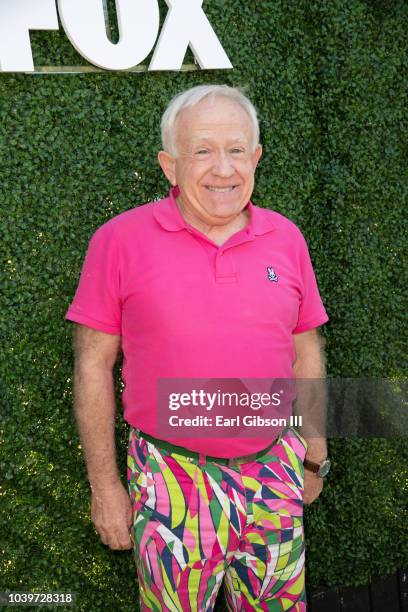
[73,324,132,550]
[293,328,327,504]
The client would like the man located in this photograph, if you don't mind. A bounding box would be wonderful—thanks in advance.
[66,84,329,611]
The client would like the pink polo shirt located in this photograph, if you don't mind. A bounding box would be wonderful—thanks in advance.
[66,187,328,457]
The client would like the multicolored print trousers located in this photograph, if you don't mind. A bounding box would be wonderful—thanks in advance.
[127,427,308,611]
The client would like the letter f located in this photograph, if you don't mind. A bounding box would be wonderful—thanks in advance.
[0,0,59,72]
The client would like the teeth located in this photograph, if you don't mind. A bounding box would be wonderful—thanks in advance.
[207,186,234,192]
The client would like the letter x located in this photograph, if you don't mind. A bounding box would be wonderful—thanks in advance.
[149,0,232,70]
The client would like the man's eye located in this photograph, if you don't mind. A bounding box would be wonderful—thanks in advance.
[231,148,244,154]
[196,149,210,155]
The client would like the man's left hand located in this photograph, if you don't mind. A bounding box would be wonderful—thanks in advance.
[303,469,324,505]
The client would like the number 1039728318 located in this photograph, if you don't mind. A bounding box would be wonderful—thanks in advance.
[0,592,76,606]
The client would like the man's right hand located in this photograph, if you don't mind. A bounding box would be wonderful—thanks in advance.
[91,481,133,550]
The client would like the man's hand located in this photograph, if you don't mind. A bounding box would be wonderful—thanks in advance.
[91,481,133,550]
[303,469,324,505]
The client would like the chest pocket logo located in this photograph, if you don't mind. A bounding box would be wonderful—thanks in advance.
[267,267,278,282]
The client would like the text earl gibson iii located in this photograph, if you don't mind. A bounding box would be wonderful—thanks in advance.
[168,415,303,428]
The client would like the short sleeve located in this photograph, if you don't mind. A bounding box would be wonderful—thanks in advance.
[293,233,329,334]
[65,224,122,335]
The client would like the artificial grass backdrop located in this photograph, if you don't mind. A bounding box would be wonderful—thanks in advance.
[1,1,407,609]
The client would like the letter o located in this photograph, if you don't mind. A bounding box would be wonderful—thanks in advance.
[58,0,160,70]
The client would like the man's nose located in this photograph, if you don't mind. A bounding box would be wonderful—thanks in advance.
[212,152,235,176]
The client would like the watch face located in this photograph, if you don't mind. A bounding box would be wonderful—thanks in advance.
[318,459,331,478]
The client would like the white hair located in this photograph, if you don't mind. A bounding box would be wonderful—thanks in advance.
[161,84,260,156]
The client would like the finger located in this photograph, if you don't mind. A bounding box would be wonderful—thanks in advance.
[97,528,110,546]
[109,537,132,550]
[115,529,133,550]
[303,492,315,504]
[100,526,132,550]
[116,539,133,550]
[95,524,120,549]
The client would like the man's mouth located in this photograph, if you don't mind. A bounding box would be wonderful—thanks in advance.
[206,186,236,193]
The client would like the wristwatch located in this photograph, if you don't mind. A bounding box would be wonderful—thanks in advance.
[303,458,331,478]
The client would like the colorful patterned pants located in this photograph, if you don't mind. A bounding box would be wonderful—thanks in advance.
[127,427,308,611]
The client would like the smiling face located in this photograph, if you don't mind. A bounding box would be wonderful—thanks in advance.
[158,96,262,233]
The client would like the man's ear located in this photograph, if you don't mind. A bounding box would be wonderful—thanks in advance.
[158,150,177,186]
[252,144,262,169]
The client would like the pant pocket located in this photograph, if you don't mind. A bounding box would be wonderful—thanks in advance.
[127,429,148,508]
[289,427,309,458]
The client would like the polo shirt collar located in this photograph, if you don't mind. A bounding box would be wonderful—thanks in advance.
[153,186,186,231]
[247,200,276,236]
[153,186,275,236]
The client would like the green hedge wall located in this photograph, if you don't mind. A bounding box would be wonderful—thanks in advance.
[1,1,407,609]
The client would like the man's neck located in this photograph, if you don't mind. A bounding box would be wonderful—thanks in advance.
[176,198,249,246]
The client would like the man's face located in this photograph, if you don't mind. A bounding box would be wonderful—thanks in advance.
[158,96,262,229]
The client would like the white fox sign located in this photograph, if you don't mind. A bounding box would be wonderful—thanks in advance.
[0,0,233,72]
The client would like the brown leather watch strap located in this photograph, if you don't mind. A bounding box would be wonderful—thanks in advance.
[303,459,320,473]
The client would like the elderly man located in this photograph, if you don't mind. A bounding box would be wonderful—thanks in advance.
[66,84,329,611]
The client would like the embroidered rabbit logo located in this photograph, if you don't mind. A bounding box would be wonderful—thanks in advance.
[267,267,278,282]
